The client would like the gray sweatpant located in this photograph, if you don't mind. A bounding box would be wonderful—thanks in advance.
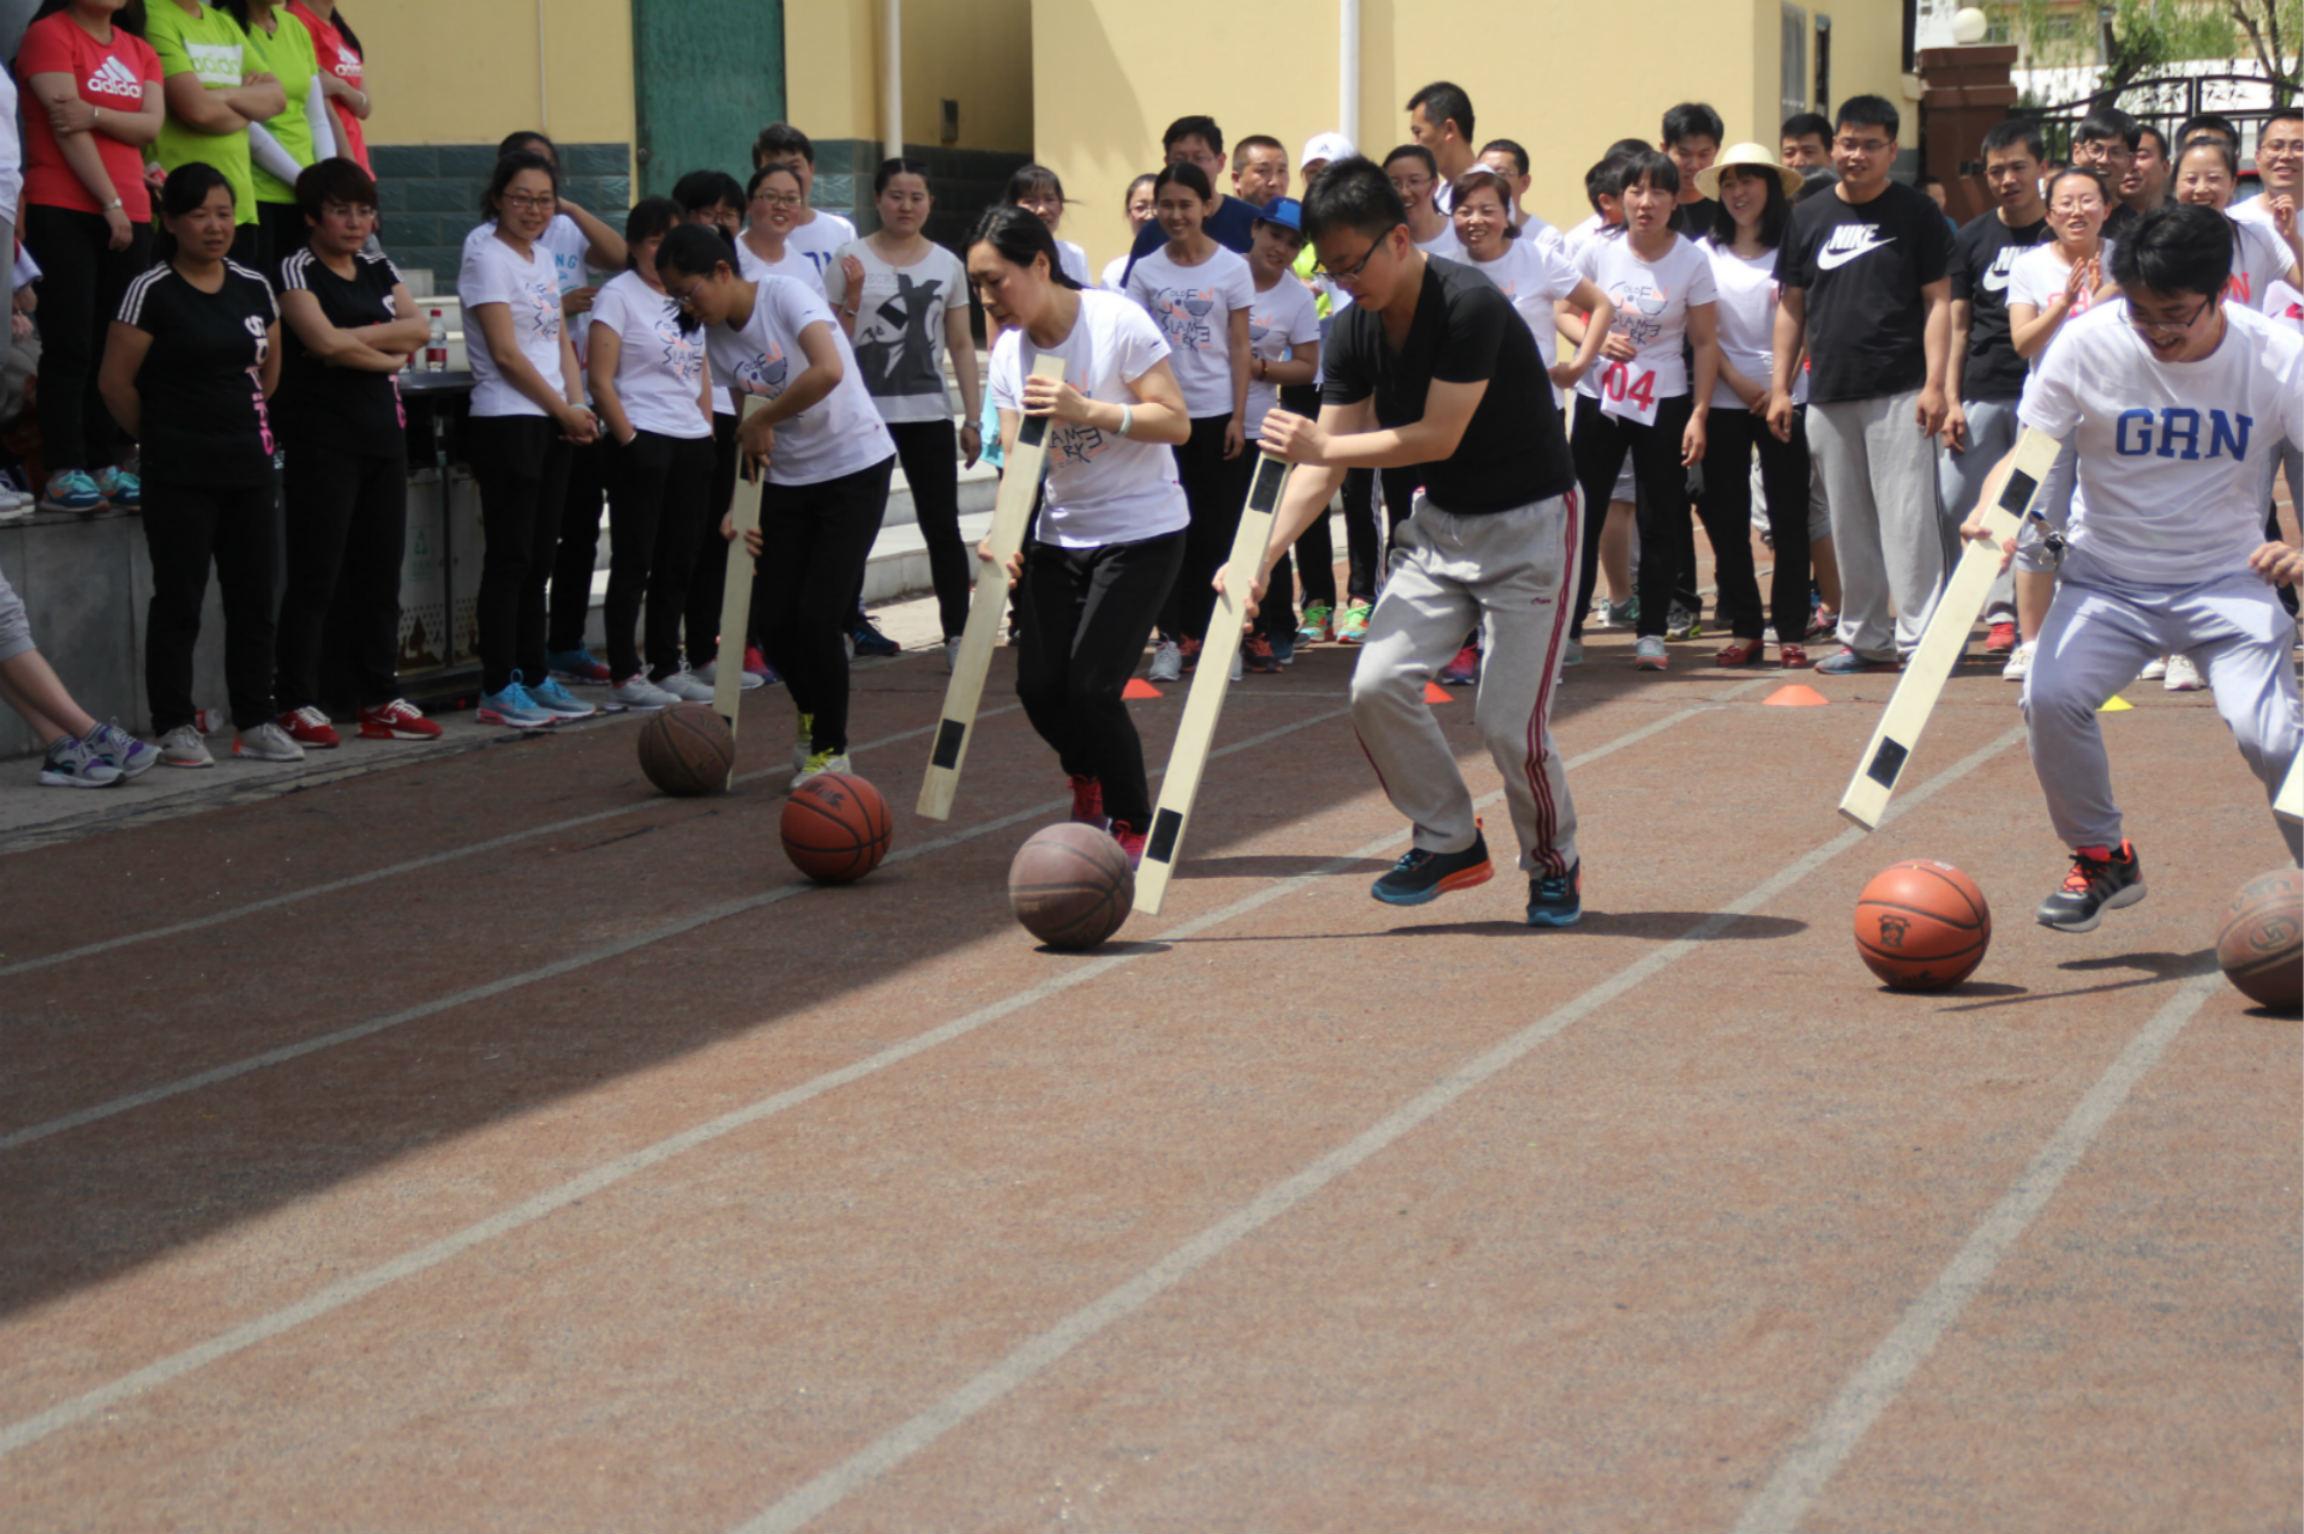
[1350,491,1580,878]
[1810,388,1949,658]
[2021,556,2302,861]
[1940,397,2020,624]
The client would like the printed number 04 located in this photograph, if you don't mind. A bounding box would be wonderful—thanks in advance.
[1601,362,1657,413]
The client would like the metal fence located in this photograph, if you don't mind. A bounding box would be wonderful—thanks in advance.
[2020,71,2294,168]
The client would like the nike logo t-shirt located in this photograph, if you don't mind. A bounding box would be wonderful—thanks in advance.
[1774,179,1952,404]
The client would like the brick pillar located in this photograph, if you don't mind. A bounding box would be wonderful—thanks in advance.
[1919,44,2019,225]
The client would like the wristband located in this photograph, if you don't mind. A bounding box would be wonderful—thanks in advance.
[1117,405,1133,439]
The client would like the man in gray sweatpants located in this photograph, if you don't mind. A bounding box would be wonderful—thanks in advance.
[1769,94,1955,672]
[1248,156,1587,926]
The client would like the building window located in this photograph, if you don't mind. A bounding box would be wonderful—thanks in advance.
[1783,2,1809,120]
[1815,14,1833,117]
[1902,0,1917,69]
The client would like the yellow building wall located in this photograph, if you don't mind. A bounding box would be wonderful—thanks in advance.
[360,0,636,149]
[786,0,1035,151]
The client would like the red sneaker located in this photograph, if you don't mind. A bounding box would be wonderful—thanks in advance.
[1068,774,1105,827]
[278,706,342,749]
[743,644,773,682]
[1110,821,1147,868]
[1243,634,1279,673]
[357,699,443,740]
[1984,621,2017,655]
[1178,637,1203,672]
[1777,643,1811,669]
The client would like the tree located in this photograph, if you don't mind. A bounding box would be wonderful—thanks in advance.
[2225,0,2300,103]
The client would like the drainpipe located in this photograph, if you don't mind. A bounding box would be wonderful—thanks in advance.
[1338,0,1360,144]
[882,0,904,160]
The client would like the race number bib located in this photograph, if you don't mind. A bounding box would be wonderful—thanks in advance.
[1598,361,1660,425]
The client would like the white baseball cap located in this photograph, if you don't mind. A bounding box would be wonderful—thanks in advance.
[1300,133,1356,171]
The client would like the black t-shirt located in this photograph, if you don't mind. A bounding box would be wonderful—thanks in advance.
[2101,203,2142,246]
[1670,197,1721,240]
[1774,180,1954,404]
[1948,210,2048,403]
[278,246,407,455]
[1321,254,1574,515]
[118,260,280,487]
[1122,194,1259,284]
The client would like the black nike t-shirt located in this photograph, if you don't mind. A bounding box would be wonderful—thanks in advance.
[1321,254,1574,515]
[278,246,408,455]
[1949,210,2048,403]
[117,260,280,488]
[1774,180,1954,404]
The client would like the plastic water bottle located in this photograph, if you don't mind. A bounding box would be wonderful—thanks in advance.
[425,308,448,372]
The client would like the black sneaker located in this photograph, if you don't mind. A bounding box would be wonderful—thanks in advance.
[2036,840,2145,932]
[1372,832,1493,906]
[1526,861,1582,927]
[851,618,901,658]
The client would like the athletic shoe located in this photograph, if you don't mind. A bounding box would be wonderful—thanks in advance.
[1808,607,1839,640]
[547,647,613,685]
[83,719,158,777]
[744,645,777,683]
[1715,639,1762,666]
[1147,640,1183,682]
[850,617,901,657]
[1296,601,1333,644]
[696,659,764,692]
[1229,646,1243,683]
[278,705,341,749]
[1371,831,1494,906]
[1593,596,1636,630]
[1634,636,1668,671]
[158,723,214,767]
[1243,634,1279,673]
[233,721,306,762]
[2162,653,2204,692]
[39,735,121,788]
[40,469,104,513]
[792,712,815,773]
[478,676,556,730]
[1439,644,1480,686]
[529,676,597,719]
[1179,636,1203,673]
[1984,621,2018,656]
[1069,774,1105,828]
[944,636,962,673]
[1665,605,1700,641]
[2135,656,2167,681]
[1335,600,1374,643]
[1816,648,1891,675]
[1110,821,1147,868]
[1525,862,1583,928]
[93,465,140,510]
[1777,643,1811,670]
[2036,840,2145,933]
[610,674,680,711]
[1561,639,1584,667]
[0,488,33,522]
[2000,641,2034,682]
[657,668,715,704]
[794,747,851,785]
[1271,628,1296,667]
[358,699,443,740]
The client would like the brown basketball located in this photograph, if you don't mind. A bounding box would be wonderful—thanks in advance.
[780,772,892,884]
[2216,868,2301,1013]
[1854,859,1993,991]
[1008,822,1134,950]
[637,703,734,797]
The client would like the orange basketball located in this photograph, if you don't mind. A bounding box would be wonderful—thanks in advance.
[637,704,734,797]
[2216,868,2301,1013]
[1854,859,1992,991]
[1008,823,1134,950]
[779,772,892,884]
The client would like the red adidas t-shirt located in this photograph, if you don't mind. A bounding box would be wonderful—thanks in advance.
[13,13,159,220]
[288,2,368,173]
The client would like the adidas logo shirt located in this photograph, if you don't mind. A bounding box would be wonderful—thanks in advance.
[14,12,160,220]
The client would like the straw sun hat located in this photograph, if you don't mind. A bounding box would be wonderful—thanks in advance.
[1695,142,1806,200]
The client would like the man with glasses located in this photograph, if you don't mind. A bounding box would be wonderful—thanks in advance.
[2071,107,2143,242]
[1959,203,2303,928]
[1241,157,1589,927]
[1770,94,1955,674]
[1119,115,1262,283]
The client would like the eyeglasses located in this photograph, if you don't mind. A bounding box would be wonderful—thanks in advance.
[1388,174,1431,191]
[500,193,555,212]
[753,192,803,209]
[1310,224,1401,283]
[1835,136,1892,155]
[2126,293,2213,336]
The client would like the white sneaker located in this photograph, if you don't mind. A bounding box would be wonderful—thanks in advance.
[696,659,764,692]
[2001,641,2034,682]
[1229,647,1242,682]
[232,721,306,762]
[2162,652,2204,692]
[1147,640,1182,683]
[610,674,680,710]
[1562,638,1585,667]
[658,668,715,703]
[158,723,214,768]
[2136,656,2168,681]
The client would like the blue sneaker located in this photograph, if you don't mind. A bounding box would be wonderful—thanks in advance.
[1526,862,1583,927]
[40,469,104,513]
[83,719,159,779]
[93,465,141,510]
[546,646,612,684]
[850,617,901,658]
[1371,831,1494,906]
[1270,627,1296,667]
[1816,648,1895,676]
[478,673,555,730]
[528,675,598,719]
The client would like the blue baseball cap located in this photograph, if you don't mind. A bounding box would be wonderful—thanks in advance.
[1255,197,1304,233]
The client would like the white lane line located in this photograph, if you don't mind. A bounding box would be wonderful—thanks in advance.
[0,682,1768,1460]
[1726,969,2226,1534]
[0,702,1343,1154]
[727,723,2028,1534]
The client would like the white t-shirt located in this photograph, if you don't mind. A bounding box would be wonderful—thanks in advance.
[705,274,895,486]
[2222,213,2299,314]
[1562,214,1610,264]
[1573,232,1717,400]
[988,289,1188,549]
[462,213,593,296]
[2006,239,2118,368]
[1416,223,1465,262]
[1702,239,1802,409]
[783,208,857,282]
[1461,236,1581,345]
[457,231,567,419]
[2018,299,2304,586]
[587,270,709,441]
[823,237,967,424]
[1242,271,1319,436]
[737,235,823,292]
[1123,243,1255,418]
[1100,252,1129,293]
[1058,239,1092,288]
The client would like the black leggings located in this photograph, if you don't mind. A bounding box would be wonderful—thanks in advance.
[1702,406,1813,643]
[889,418,966,640]
[1159,413,1249,642]
[1569,392,1696,641]
[684,410,744,668]
[1300,466,1381,605]
[1015,530,1185,830]
[751,455,894,754]
[604,429,713,682]
[547,439,607,655]
[142,477,280,733]
[24,203,151,475]
[467,414,572,695]
[277,440,409,711]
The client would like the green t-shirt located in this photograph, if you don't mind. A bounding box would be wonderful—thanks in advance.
[144,1,258,226]
[238,7,319,205]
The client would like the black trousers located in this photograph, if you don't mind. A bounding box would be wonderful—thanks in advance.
[142,476,280,732]
[604,429,713,682]
[24,204,151,475]
[277,439,409,711]
[1160,413,1249,642]
[1016,530,1185,830]
[752,455,894,753]
[1704,406,1814,643]
[1569,391,1697,642]
[547,439,607,655]
[888,418,967,640]
[467,414,572,695]
[254,201,305,283]
[684,411,744,668]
